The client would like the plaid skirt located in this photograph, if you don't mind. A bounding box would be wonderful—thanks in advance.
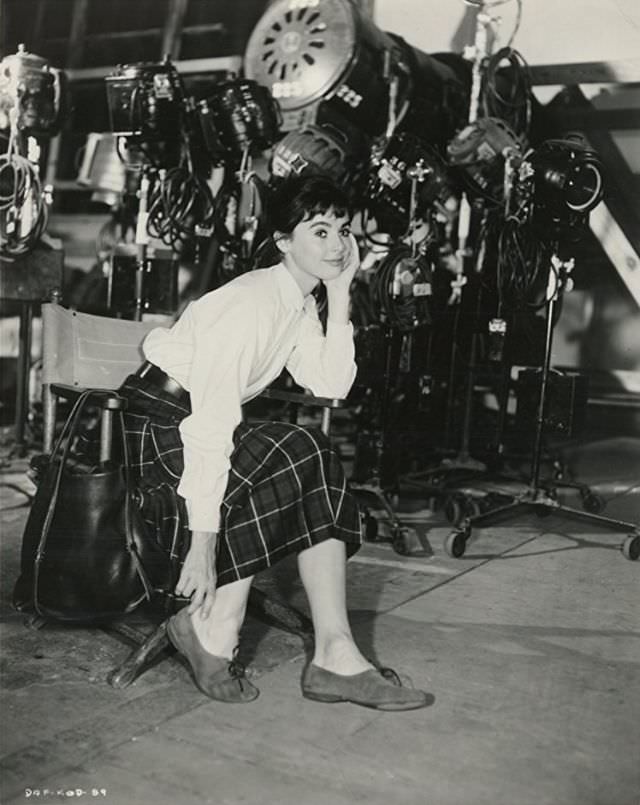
[118,373,363,587]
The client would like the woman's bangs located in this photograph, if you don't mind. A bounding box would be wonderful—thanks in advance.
[302,200,350,222]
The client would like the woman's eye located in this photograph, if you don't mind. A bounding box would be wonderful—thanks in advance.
[315,230,327,238]
[340,229,351,238]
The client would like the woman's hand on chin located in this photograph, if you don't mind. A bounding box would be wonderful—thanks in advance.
[324,233,360,295]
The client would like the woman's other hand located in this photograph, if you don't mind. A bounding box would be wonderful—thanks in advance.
[324,233,360,323]
[326,232,360,293]
[175,531,218,618]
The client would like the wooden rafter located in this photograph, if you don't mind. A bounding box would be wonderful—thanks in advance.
[530,58,640,86]
[67,0,89,69]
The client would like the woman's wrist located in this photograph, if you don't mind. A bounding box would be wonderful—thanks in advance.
[326,291,350,325]
[190,530,218,546]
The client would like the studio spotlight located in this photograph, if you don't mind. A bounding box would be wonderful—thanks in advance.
[446,116,522,202]
[105,57,185,145]
[367,132,453,236]
[197,78,281,165]
[527,134,604,235]
[532,135,603,213]
[270,123,363,186]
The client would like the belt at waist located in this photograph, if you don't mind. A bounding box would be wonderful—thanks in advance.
[135,361,190,406]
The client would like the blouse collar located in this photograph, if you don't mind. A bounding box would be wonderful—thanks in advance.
[274,262,307,311]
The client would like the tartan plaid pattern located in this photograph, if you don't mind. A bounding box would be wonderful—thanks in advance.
[118,373,362,587]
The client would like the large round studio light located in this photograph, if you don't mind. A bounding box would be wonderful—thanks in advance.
[244,0,410,136]
[244,0,469,145]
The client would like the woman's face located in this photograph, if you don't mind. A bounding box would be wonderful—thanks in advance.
[278,209,352,294]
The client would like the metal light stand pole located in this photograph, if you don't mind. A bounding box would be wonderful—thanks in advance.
[133,168,151,321]
[405,4,493,489]
[444,2,494,473]
[444,250,640,561]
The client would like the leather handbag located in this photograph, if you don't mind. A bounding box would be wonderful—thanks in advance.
[13,390,173,623]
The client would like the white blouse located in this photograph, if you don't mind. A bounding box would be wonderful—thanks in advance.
[143,263,357,532]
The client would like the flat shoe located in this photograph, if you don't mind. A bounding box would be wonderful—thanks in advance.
[167,608,259,702]
[301,664,434,711]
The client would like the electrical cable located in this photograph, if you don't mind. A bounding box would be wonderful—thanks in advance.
[372,244,433,331]
[505,0,523,48]
[146,165,215,250]
[0,139,50,259]
[495,215,551,310]
[481,46,533,136]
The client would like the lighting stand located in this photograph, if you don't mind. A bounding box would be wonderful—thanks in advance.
[133,168,151,321]
[351,328,420,554]
[444,252,640,561]
[400,4,496,497]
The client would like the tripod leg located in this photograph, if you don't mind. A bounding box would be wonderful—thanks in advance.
[548,503,640,534]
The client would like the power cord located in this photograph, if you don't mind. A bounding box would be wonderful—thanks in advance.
[0,137,50,259]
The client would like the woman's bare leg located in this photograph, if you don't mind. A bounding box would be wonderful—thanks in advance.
[297,538,372,675]
[191,576,253,658]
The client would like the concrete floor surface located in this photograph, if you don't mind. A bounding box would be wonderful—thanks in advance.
[0,435,639,805]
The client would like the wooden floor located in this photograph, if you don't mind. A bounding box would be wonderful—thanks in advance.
[1,432,639,805]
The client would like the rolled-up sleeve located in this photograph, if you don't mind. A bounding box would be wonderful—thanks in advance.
[286,303,357,399]
[177,301,257,532]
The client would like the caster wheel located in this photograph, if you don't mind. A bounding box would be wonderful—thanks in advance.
[444,494,465,525]
[622,535,640,561]
[392,529,410,556]
[582,493,604,514]
[445,528,469,558]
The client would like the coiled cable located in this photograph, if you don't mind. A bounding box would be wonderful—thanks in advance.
[372,245,433,331]
[146,165,215,250]
[0,141,50,259]
[482,47,533,137]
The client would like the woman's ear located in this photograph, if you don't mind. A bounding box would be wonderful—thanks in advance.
[273,231,290,255]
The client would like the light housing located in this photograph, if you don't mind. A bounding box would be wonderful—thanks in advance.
[529,134,604,234]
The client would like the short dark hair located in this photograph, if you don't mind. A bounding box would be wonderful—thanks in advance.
[267,174,351,236]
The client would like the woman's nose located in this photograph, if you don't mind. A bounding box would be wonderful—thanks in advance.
[327,231,344,255]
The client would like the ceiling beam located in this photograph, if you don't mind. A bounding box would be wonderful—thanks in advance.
[529,58,640,86]
[65,56,243,82]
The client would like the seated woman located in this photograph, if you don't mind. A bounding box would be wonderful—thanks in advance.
[118,174,431,711]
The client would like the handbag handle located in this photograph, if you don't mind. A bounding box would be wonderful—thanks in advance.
[34,390,155,603]
[115,404,156,600]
